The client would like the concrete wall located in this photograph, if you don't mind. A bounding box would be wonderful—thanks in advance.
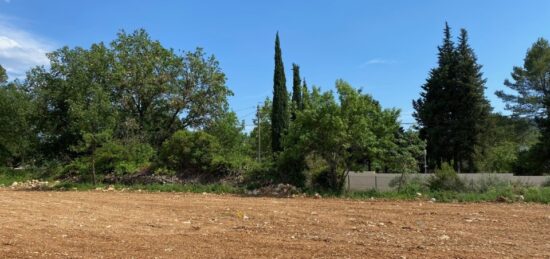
[346,172,550,192]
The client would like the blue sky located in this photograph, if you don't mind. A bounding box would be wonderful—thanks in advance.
[1,1,550,129]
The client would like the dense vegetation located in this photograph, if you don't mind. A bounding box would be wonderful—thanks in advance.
[0,24,549,195]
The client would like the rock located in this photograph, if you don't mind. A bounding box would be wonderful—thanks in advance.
[416,192,422,197]
[430,198,436,202]
[438,234,450,240]
[314,193,322,199]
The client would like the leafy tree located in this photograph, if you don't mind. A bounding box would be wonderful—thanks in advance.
[0,81,34,166]
[496,38,550,174]
[25,29,232,163]
[0,65,7,83]
[271,32,289,153]
[111,29,231,146]
[475,114,539,173]
[291,63,302,119]
[282,80,420,191]
[205,109,253,173]
[249,98,273,161]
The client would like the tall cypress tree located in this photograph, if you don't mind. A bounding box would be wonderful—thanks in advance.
[414,23,491,171]
[452,28,490,172]
[301,78,308,110]
[413,23,456,169]
[271,32,289,153]
[291,63,302,120]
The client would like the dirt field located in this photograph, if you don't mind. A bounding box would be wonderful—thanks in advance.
[0,190,548,258]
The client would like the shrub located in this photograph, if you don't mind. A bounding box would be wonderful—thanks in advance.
[242,161,278,190]
[428,163,465,191]
[159,130,224,175]
[389,174,428,195]
[64,140,154,181]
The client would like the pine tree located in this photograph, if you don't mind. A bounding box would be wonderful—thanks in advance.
[414,24,491,172]
[271,32,289,153]
[413,23,457,169]
[452,28,490,172]
[291,63,302,120]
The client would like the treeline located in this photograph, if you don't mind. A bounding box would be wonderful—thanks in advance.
[0,24,548,193]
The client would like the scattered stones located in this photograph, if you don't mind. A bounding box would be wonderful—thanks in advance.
[245,184,300,197]
[9,180,57,190]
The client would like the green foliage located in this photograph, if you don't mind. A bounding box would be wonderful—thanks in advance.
[0,82,34,166]
[26,29,231,161]
[242,161,278,189]
[159,130,224,175]
[496,38,550,174]
[427,163,465,191]
[0,65,7,83]
[291,63,302,119]
[65,139,154,181]
[249,98,273,161]
[476,114,539,173]
[414,24,490,172]
[271,32,289,153]
[280,80,422,192]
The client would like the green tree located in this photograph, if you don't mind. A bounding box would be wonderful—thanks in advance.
[301,78,309,110]
[271,32,289,153]
[111,29,231,146]
[25,29,232,162]
[282,80,419,191]
[0,65,7,83]
[414,24,490,172]
[413,23,457,170]
[496,38,550,174]
[291,63,302,120]
[0,81,34,166]
[250,98,273,161]
[450,28,491,172]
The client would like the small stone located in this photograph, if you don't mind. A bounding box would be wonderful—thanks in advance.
[438,234,450,240]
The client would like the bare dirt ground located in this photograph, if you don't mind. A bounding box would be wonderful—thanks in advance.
[0,190,549,259]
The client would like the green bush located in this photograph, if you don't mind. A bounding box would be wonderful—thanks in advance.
[64,140,154,181]
[159,130,224,175]
[428,163,465,191]
[389,174,429,195]
[243,161,278,189]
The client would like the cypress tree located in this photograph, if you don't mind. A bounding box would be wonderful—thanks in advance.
[301,78,308,110]
[413,23,456,169]
[291,63,302,120]
[271,32,289,153]
[414,23,491,172]
[452,28,491,172]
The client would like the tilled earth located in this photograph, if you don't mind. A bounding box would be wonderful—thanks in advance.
[0,189,549,258]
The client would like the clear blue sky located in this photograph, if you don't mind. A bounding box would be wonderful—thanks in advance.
[2,1,550,128]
